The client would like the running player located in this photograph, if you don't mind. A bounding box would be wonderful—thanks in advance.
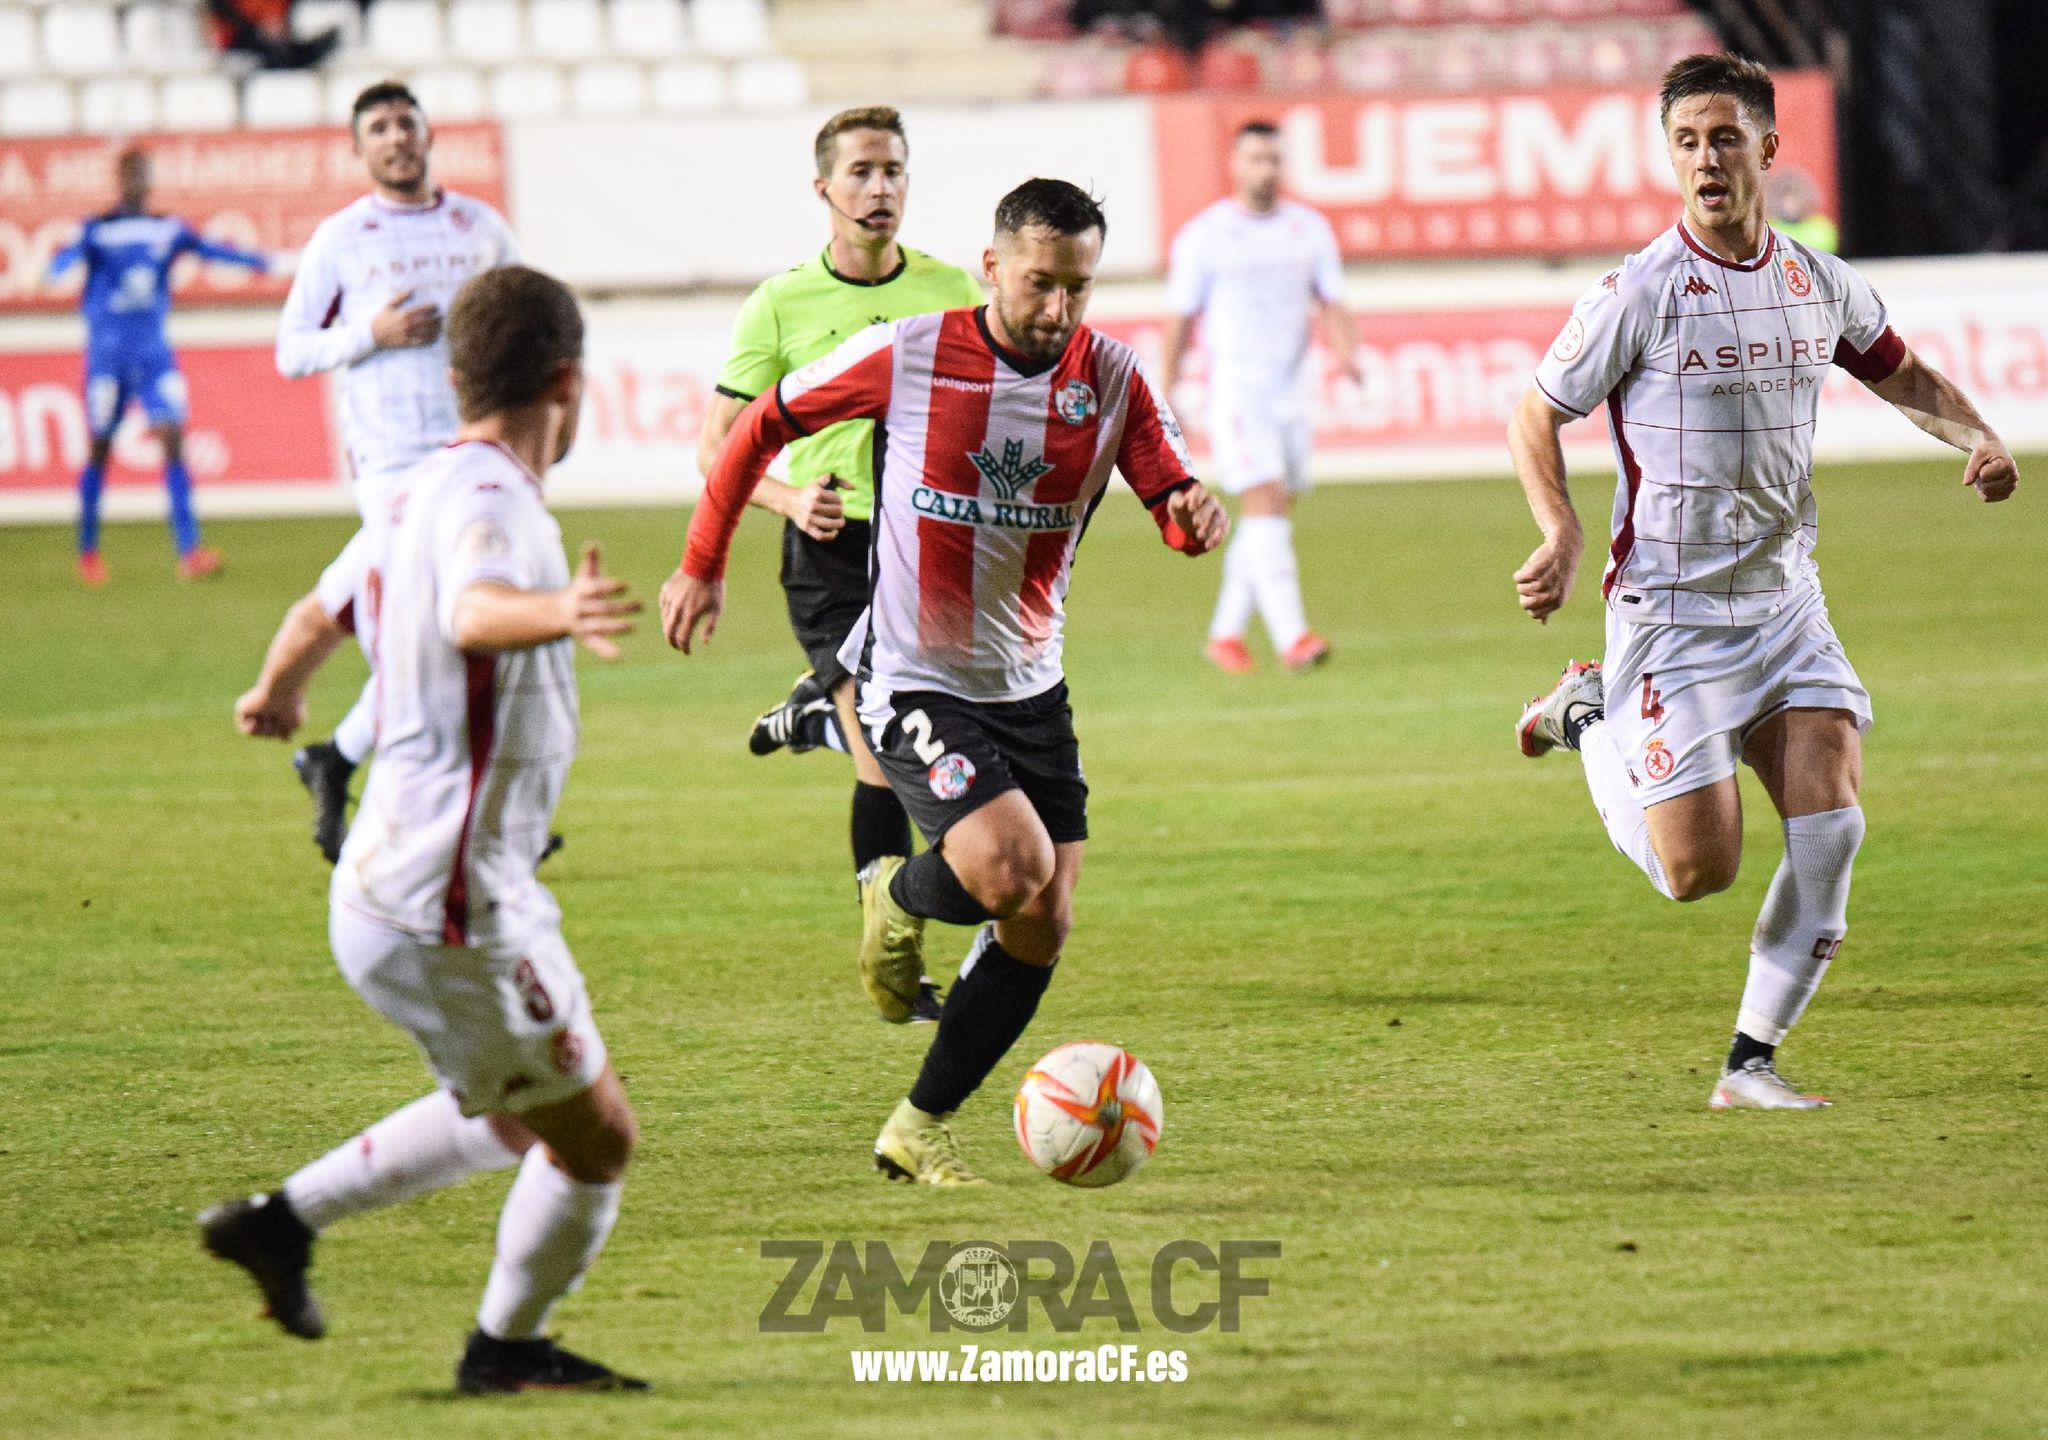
[1163,120,1360,674]
[51,147,268,585]
[1511,54,2020,1110]
[276,80,520,863]
[206,266,647,1393]
[697,105,982,1020]
[660,180,1228,1184]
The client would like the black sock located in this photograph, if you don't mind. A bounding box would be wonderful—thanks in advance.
[1726,1030,1776,1071]
[889,849,993,926]
[908,932,1053,1115]
[851,782,912,873]
[1564,704,1605,752]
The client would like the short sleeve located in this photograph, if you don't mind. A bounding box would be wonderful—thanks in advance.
[1531,266,1648,418]
[1310,213,1345,304]
[1164,218,1211,318]
[1822,253,1904,382]
[434,479,536,645]
[716,280,785,400]
[315,527,375,632]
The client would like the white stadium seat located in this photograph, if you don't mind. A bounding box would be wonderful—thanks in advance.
[120,3,212,75]
[527,0,605,62]
[447,0,527,66]
[730,55,807,109]
[78,75,160,134]
[40,3,121,77]
[411,65,490,121]
[489,62,566,117]
[323,69,391,123]
[159,73,239,130]
[570,60,648,115]
[367,0,444,66]
[1,78,78,135]
[609,0,688,60]
[244,70,325,128]
[291,0,365,48]
[649,58,726,113]
[690,0,768,58]
[0,10,38,79]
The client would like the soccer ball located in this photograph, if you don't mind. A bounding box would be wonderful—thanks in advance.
[1013,1042,1163,1187]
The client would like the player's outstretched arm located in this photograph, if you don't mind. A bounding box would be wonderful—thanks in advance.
[1864,347,2021,503]
[181,224,269,273]
[235,592,352,740]
[453,542,640,660]
[1508,385,1585,624]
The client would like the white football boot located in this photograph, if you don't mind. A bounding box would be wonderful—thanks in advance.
[1517,659,1604,757]
[1710,1057,1832,1111]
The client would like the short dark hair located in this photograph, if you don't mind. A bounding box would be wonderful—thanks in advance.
[447,267,584,422]
[1235,120,1280,141]
[1658,52,1775,130]
[993,179,1107,241]
[350,80,425,135]
[814,105,905,178]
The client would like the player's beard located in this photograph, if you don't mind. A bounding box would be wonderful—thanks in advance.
[992,294,1072,364]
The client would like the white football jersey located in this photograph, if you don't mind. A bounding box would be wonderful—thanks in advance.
[1166,198,1346,413]
[1534,222,1902,628]
[276,189,518,486]
[332,441,576,950]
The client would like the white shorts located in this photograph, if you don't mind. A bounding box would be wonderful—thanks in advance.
[330,903,608,1118]
[1601,577,1872,807]
[1208,404,1312,495]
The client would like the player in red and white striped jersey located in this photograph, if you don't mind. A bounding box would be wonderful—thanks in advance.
[661,180,1228,1185]
[1511,55,2020,1112]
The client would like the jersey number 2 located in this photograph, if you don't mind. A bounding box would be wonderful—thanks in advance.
[899,709,946,765]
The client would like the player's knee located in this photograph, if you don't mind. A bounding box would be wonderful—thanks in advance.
[555,1108,636,1185]
[977,839,1056,917]
[1666,853,1739,902]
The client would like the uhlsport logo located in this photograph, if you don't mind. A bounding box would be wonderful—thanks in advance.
[928,753,977,801]
[939,1245,1019,1330]
[968,438,1056,500]
[1053,379,1097,426]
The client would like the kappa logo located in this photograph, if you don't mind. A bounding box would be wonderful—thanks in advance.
[1782,257,1813,297]
[1601,269,1620,292]
[1053,379,1097,426]
[968,438,1055,499]
[1680,275,1718,298]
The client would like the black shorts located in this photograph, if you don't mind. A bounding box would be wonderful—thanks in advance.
[868,683,1089,847]
[780,518,871,690]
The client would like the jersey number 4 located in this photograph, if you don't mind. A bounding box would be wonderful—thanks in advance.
[1640,674,1665,722]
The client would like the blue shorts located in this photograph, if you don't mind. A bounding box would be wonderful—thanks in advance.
[84,346,188,437]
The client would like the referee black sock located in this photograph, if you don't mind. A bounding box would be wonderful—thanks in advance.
[851,782,912,874]
[889,849,993,927]
[909,930,1054,1115]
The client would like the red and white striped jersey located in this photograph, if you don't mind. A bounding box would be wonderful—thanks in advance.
[686,306,1204,702]
[333,441,576,950]
[276,189,519,491]
[1534,222,1904,627]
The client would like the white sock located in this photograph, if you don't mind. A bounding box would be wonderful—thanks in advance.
[282,1089,524,1232]
[1240,515,1309,652]
[1208,525,1257,641]
[475,1146,624,1340]
[1578,719,1676,899]
[1736,805,1864,1044]
[333,680,377,766]
[822,711,850,754]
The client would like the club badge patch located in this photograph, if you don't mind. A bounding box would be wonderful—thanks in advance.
[1782,256,1812,297]
[928,753,977,801]
[1551,316,1586,363]
[1644,739,1675,782]
[1054,379,1097,427]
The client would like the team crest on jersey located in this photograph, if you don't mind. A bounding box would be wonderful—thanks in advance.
[1643,739,1675,782]
[928,753,977,801]
[968,438,1056,499]
[1782,256,1813,297]
[1053,379,1097,426]
[451,206,474,232]
[1551,316,1586,363]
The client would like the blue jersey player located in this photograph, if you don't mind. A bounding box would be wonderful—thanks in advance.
[49,149,268,585]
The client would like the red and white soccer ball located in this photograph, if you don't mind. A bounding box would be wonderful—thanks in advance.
[1013,1042,1163,1187]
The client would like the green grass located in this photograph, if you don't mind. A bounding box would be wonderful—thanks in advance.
[1,459,2043,1439]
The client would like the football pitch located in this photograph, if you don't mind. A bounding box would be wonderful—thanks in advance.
[2,457,2042,1438]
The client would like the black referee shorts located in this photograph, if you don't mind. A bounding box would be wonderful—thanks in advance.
[779,517,871,691]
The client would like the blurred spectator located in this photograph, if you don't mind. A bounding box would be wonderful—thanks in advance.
[1768,167,1839,253]
[205,0,343,69]
[1072,0,1320,56]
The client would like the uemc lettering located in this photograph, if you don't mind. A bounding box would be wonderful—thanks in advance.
[912,486,1077,532]
[759,1239,1279,1333]
[1680,336,1835,372]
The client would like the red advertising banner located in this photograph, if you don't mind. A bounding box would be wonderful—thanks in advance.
[1153,71,1837,263]
[0,343,336,493]
[0,123,508,313]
